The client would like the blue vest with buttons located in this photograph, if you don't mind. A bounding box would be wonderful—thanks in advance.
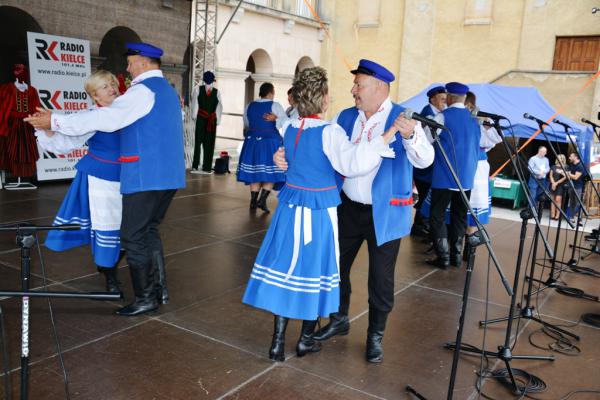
[75,131,121,182]
[119,77,186,194]
[336,104,414,246]
[431,107,480,190]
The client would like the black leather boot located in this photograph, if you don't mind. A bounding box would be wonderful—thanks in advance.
[257,189,271,213]
[98,266,121,293]
[116,265,159,316]
[249,191,259,210]
[152,250,169,304]
[366,308,388,363]
[296,320,321,357]
[450,237,465,268]
[426,238,450,269]
[269,315,288,362]
[313,312,350,341]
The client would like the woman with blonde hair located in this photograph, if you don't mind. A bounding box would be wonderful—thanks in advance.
[36,70,124,293]
[549,154,568,220]
[243,66,401,361]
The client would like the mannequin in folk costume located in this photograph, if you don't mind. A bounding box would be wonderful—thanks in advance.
[190,71,222,174]
[36,70,125,293]
[243,66,403,362]
[0,64,41,178]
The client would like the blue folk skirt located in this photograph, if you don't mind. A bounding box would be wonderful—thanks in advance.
[237,134,285,185]
[45,171,121,268]
[243,202,340,320]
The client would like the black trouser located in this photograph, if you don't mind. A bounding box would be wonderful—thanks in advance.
[121,190,177,268]
[192,119,216,171]
[413,178,430,214]
[338,193,401,315]
[429,188,470,244]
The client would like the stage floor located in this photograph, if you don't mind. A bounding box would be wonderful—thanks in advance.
[0,173,598,400]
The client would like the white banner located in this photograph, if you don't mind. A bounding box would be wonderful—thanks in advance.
[27,32,92,181]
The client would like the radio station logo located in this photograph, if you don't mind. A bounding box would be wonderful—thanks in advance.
[35,38,87,65]
[39,90,89,111]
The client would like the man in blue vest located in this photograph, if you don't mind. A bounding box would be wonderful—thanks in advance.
[25,42,186,316]
[426,82,480,269]
[411,86,446,237]
[276,59,434,363]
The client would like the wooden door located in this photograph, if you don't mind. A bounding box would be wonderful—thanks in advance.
[553,36,600,71]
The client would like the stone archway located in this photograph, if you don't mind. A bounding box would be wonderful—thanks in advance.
[244,49,273,106]
[98,26,142,76]
[294,56,315,76]
[0,6,43,83]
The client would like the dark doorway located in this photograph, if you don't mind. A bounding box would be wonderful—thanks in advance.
[0,6,43,84]
[98,26,142,76]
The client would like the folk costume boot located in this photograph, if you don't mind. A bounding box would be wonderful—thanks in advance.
[366,308,389,363]
[116,265,159,316]
[257,189,271,213]
[97,266,120,294]
[152,250,169,305]
[249,191,259,210]
[269,315,289,362]
[296,320,321,357]
[426,238,450,269]
[450,237,465,268]
[313,312,350,341]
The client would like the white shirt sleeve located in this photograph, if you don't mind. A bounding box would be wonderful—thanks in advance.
[35,130,94,155]
[272,102,288,131]
[322,123,391,178]
[51,83,155,136]
[401,122,435,169]
[216,89,223,125]
[479,124,502,150]
[191,86,199,120]
[243,103,250,130]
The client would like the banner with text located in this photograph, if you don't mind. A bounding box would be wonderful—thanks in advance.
[27,32,92,180]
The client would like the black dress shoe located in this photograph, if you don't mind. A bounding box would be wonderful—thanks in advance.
[426,257,449,269]
[116,299,158,316]
[296,320,321,357]
[313,313,349,341]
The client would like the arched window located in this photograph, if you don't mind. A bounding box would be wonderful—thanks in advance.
[0,6,43,83]
[98,26,142,75]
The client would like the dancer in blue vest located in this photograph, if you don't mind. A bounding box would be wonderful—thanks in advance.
[244,66,403,362]
[276,59,434,363]
[237,82,286,213]
[26,42,186,316]
[411,86,446,238]
[426,82,481,269]
[35,70,123,293]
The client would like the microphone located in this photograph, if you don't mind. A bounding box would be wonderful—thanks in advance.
[471,107,506,120]
[552,118,572,130]
[581,117,600,129]
[523,113,549,127]
[403,108,447,131]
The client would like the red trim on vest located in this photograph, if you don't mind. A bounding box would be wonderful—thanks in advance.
[389,197,413,206]
[118,155,140,163]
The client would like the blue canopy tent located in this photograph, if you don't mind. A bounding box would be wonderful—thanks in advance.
[400,83,594,164]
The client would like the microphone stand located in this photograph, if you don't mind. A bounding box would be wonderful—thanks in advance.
[477,119,579,339]
[437,118,558,398]
[406,121,513,400]
[0,223,122,400]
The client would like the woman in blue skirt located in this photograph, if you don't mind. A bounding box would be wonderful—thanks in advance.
[35,70,123,292]
[237,82,287,213]
[242,67,398,361]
